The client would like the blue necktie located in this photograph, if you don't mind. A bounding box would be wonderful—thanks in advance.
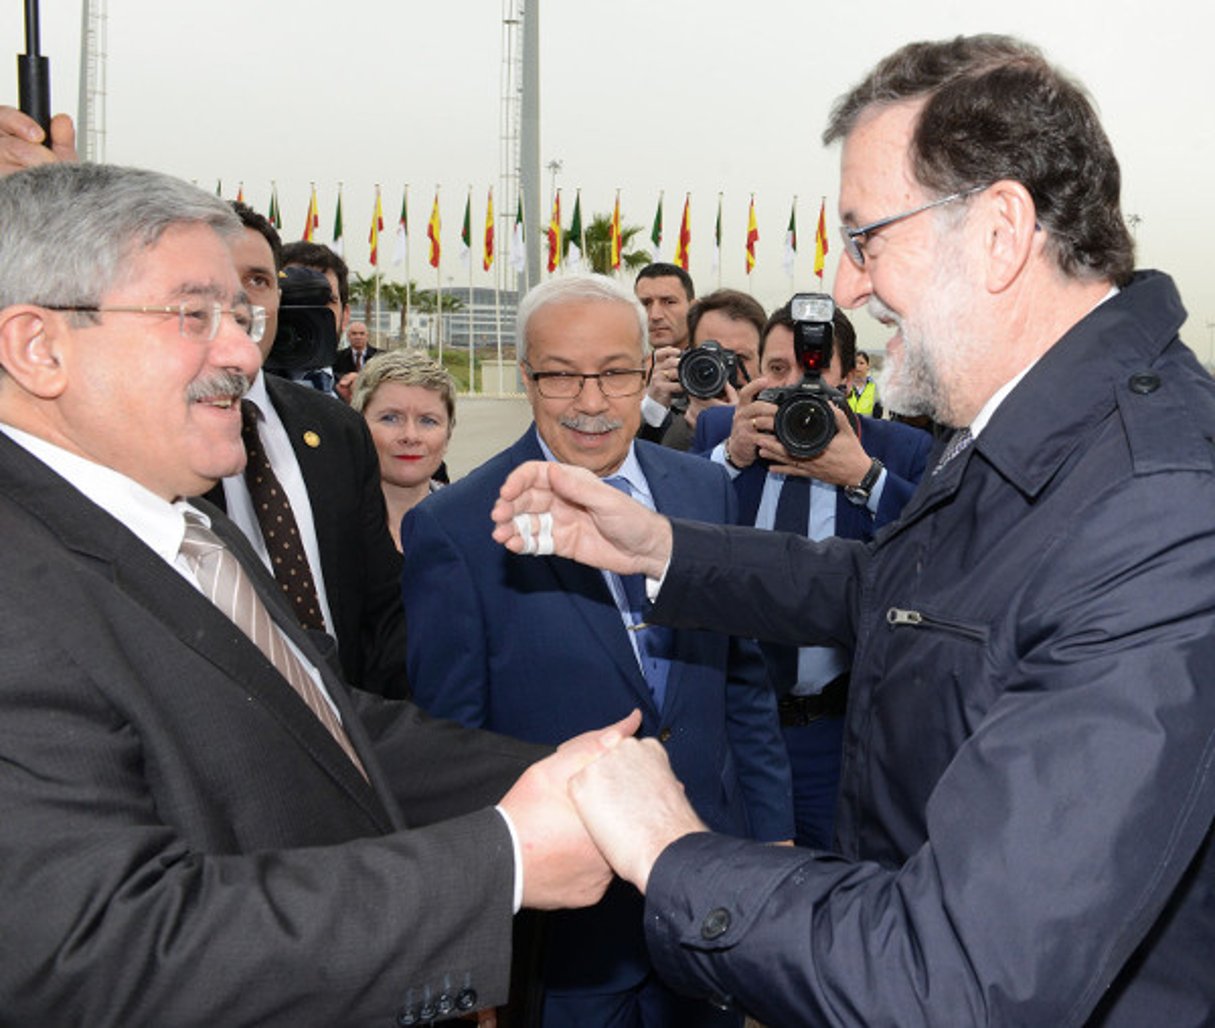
[764,475,812,692]
[605,476,672,710]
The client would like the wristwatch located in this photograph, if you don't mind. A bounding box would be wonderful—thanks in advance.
[844,458,884,506]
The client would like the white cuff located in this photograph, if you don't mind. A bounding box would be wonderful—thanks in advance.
[494,805,524,913]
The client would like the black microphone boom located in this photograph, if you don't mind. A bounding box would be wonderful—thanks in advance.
[18,0,52,140]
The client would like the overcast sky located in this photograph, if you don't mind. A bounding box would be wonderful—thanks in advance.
[4,1,1214,356]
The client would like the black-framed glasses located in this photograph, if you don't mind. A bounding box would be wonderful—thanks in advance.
[42,300,268,344]
[524,361,647,399]
[839,185,989,268]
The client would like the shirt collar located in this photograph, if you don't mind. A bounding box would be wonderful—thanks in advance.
[0,422,208,565]
[969,285,1121,439]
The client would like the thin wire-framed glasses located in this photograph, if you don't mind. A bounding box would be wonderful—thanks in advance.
[524,361,648,399]
[42,300,268,344]
[839,185,989,268]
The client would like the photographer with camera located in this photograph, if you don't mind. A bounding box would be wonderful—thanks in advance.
[694,297,931,847]
[654,288,764,451]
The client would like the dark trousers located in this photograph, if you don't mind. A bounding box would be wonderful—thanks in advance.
[542,973,741,1028]
[782,715,846,850]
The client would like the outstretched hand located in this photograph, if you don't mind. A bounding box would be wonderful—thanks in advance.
[492,461,673,580]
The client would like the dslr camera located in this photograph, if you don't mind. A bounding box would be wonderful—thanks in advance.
[757,293,857,459]
[263,266,339,376]
[677,340,749,399]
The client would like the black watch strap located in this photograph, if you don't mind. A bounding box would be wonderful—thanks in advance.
[844,458,884,506]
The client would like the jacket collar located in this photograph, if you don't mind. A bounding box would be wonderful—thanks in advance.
[962,271,1187,501]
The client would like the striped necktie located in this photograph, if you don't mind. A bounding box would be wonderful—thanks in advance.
[179,511,367,779]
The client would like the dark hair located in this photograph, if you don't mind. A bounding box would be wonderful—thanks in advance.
[280,240,350,306]
[230,200,283,272]
[687,289,766,346]
[823,34,1133,285]
[635,262,695,301]
[760,302,857,375]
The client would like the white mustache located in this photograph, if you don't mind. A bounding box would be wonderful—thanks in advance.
[867,295,900,325]
[560,414,622,434]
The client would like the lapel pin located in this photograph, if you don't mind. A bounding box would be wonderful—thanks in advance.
[303,431,321,448]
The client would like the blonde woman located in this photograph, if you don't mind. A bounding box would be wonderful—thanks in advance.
[351,351,456,551]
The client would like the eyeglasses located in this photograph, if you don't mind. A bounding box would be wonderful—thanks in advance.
[839,185,988,268]
[43,300,268,344]
[523,361,648,399]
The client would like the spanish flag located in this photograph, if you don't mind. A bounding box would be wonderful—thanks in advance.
[303,184,320,242]
[547,190,562,274]
[483,187,495,272]
[369,185,384,266]
[674,194,691,271]
[745,195,759,275]
[814,197,829,280]
[427,191,441,269]
[610,191,623,271]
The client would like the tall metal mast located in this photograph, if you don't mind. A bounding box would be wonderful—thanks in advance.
[76,0,107,161]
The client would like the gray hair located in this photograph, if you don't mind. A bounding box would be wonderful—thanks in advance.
[823,35,1133,285]
[350,349,457,432]
[0,163,243,311]
[515,274,649,361]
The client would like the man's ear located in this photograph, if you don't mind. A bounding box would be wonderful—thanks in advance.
[0,306,70,398]
[982,180,1038,294]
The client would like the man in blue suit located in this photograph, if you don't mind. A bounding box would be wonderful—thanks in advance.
[402,274,793,1028]
[694,302,931,848]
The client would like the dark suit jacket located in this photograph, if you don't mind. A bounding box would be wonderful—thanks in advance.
[205,373,408,698]
[401,428,793,994]
[694,404,932,543]
[334,344,382,377]
[0,432,545,1025]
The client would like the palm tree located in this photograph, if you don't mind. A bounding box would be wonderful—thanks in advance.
[577,212,652,275]
[378,280,414,343]
[348,271,386,327]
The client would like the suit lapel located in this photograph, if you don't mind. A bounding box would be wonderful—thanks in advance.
[0,436,391,830]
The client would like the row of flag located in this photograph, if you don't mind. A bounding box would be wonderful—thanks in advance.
[226,180,829,279]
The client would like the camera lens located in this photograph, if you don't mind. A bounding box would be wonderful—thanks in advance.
[774,393,837,459]
[678,349,728,399]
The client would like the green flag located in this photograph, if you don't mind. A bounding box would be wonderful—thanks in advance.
[567,190,584,269]
[331,189,344,257]
[650,193,663,255]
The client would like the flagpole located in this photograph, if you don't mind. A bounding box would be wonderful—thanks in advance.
[492,187,503,394]
[709,190,719,289]
[404,184,411,347]
[790,194,798,292]
[467,186,475,396]
[373,184,381,345]
[435,184,443,366]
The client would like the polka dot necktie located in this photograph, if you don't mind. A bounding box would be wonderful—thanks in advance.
[240,399,327,632]
[180,511,365,778]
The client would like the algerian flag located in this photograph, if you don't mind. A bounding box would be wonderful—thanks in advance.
[650,192,663,258]
[567,191,584,272]
[510,197,526,273]
[459,193,472,267]
[783,199,798,277]
[393,186,409,266]
[330,188,344,257]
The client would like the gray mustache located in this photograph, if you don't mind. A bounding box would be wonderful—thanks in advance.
[560,414,623,433]
[187,370,251,405]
